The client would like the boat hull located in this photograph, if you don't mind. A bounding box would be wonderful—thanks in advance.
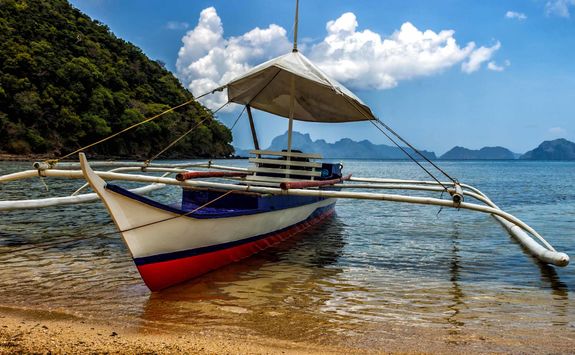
[111,188,336,291]
[136,202,335,291]
[79,155,336,290]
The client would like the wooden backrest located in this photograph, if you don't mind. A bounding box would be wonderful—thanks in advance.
[247,150,324,185]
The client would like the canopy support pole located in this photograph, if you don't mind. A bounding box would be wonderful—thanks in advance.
[246,105,260,155]
[286,0,299,177]
[286,75,296,178]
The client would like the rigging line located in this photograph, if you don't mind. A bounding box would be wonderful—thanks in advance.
[46,87,226,165]
[369,120,450,191]
[374,118,457,183]
[245,67,283,107]
[0,231,115,256]
[230,105,247,131]
[0,190,236,257]
[146,101,230,164]
[336,91,458,187]
[118,190,235,234]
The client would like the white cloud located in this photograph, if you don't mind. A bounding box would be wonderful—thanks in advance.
[176,7,291,109]
[505,11,527,20]
[308,17,479,89]
[545,0,575,17]
[165,21,189,30]
[548,127,567,136]
[487,61,504,72]
[461,41,501,73]
[177,8,501,109]
[487,59,510,72]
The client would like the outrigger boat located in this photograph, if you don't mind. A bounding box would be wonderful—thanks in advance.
[0,1,569,291]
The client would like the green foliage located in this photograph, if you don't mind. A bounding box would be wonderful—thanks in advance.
[0,0,233,158]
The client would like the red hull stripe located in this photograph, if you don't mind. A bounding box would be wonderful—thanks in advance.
[136,205,335,291]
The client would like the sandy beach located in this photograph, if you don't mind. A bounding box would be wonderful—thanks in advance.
[1,304,574,354]
[0,306,347,355]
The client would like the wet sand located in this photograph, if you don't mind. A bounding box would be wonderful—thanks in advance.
[1,305,574,354]
[0,306,346,354]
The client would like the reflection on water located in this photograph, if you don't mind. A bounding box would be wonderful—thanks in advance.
[140,218,347,340]
[0,160,574,346]
[446,226,464,331]
[536,262,570,326]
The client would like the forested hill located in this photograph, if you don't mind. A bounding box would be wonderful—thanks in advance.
[0,0,233,159]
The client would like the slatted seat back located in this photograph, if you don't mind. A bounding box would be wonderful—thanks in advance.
[246,150,323,186]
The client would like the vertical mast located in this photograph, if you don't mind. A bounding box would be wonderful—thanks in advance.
[286,0,299,157]
[292,0,299,52]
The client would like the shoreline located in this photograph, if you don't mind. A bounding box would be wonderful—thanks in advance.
[0,153,247,162]
[0,306,348,354]
[1,304,573,354]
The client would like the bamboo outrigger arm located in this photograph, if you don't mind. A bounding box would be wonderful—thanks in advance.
[0,183,165,211]
[0,162,569,267]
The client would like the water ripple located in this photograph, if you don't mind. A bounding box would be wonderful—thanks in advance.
[0,159,574,342]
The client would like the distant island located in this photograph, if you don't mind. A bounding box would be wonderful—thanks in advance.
[520,138,575,160]
[235,134,575,161]
[236,131,436,160]
[440,146,518,160]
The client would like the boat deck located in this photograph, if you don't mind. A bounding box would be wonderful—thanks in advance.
[105,183,326,219]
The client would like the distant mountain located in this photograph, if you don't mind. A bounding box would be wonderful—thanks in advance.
[236,131,436,160]
[520,138,575,160]
[440,146,517,160]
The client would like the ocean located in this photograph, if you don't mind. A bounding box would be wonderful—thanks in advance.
[0,159,573,349]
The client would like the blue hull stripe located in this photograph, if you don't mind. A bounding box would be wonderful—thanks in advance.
[133,203,336,266]
[105,183,325,219]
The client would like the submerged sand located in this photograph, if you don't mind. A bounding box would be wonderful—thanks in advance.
[1,306,573,354]
[0,307,340,354]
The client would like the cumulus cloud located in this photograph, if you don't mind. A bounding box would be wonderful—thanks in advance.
[546,0,575,17]
[505,11,527,20]
[177,8,502,109]
[176,7,291,109]
[487,61,504,72]
[487,59,510,72]
[461,41,501,73]
[309,16,478,89]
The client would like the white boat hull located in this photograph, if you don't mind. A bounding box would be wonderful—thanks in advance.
[80,154,336,290]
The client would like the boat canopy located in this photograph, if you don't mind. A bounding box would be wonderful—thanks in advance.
[226,51,376,123]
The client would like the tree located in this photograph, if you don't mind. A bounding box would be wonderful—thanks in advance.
[0,0,233,158]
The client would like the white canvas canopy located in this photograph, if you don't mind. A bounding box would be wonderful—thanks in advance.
[226,51,376,123]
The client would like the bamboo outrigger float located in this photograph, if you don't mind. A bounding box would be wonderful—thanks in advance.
[0,1,569,290]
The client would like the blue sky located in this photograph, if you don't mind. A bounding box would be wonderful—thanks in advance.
[69,0,575,154]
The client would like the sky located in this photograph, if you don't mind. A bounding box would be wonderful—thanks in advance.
[68,0,575,155]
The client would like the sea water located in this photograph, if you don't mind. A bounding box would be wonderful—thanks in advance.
[0,160,573,347]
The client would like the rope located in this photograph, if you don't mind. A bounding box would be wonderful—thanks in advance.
[369,120,450,191]
[0,233,109,256]
[46,87,224,165]
[374,119,458,184]
[118,190,234,234]
[0,189,235,257]
[336,91,458,189]
[245,68,282,106]
[146,101,230,164]
[230,105,247,131]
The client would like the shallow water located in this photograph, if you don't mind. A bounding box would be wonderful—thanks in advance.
[0,159,574,346]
